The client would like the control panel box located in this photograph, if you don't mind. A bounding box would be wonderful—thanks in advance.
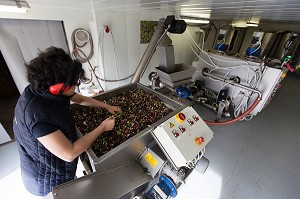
[152,106,214,169]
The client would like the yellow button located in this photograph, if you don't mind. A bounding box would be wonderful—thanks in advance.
[195,137,205,145]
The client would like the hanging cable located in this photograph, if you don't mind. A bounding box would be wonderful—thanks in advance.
[99,26,135,83]
[72,28,134,90]
[72,48,104,90]
[110,30,120,86]
[183,26,263,124]
[71,28,105,91]
[71,28,94,63]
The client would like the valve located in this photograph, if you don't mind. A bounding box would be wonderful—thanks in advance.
[104,26,110,33]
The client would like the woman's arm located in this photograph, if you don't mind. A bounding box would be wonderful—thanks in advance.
[71,93,121,114]
[37,117,115,162]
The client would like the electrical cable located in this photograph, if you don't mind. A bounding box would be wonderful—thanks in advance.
[110,30,121,86]
[186,29,219,68]
[71,28,105,91]
[184,26,263,124]
[98,26,106,89]
[71,28,94,63]
[186,28,250,64]
[76,46,133,83]
[72,27,134,88]
[72,48,103,90]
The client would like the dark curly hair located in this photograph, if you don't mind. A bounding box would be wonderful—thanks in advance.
[26,46,85,90]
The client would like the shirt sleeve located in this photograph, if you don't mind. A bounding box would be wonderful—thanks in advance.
[32,122,59,138]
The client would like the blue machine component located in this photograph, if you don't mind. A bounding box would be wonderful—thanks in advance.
[144,175,177,199]
[175,86,191,99]
[246,32,264,58]
[246,47,261,57]
[215,43,228,52]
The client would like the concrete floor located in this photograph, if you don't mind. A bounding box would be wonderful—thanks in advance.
[0,73,299,199]
[0,94,19,140]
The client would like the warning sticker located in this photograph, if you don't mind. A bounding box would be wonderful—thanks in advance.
[145,152,158,168]
[169,122,175,128]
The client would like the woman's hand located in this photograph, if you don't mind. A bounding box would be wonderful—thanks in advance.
[106,105,121,115]
[100,117,116,131]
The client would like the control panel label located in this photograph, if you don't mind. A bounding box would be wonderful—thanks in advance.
[145,152,158,168]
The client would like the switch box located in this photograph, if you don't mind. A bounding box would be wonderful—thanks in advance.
[152,106,214,169]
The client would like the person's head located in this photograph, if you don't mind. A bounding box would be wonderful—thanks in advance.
[26,46,84,95]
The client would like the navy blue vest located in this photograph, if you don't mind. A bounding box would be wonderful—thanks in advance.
[13,85,78,196]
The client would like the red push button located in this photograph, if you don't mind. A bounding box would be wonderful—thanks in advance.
[178,113,186,120]
[179,125,186,133]
[188,119,194,126]
[176,113,186,123]
[172,130,180,138]
[193,115,199,122]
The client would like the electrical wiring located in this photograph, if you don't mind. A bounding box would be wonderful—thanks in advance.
[233,92,250,119]
[196,58,261,121]
[200,29,205,50]
[232,68,262,121]
[183,33,202,61]
[75,47,134,83]
[110,30,121,86]
[72,48,104,90]
[71,28,105,91]
[193,29,205,62]
[98,26,106,89]
[186,29,219,68]
[185,28,203,51]
[185,41,251,78]
[232,66,262,120]
[186,28,250,65]
[184,26,263,122]
[72,27,134,91]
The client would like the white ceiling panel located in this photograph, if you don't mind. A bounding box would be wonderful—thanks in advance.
[26,0,300,23]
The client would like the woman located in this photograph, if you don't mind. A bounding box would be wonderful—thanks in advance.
[13,46,121,196]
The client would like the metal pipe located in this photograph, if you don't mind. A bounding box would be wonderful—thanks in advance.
[202,68,262,98]
[131,18,167,83]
